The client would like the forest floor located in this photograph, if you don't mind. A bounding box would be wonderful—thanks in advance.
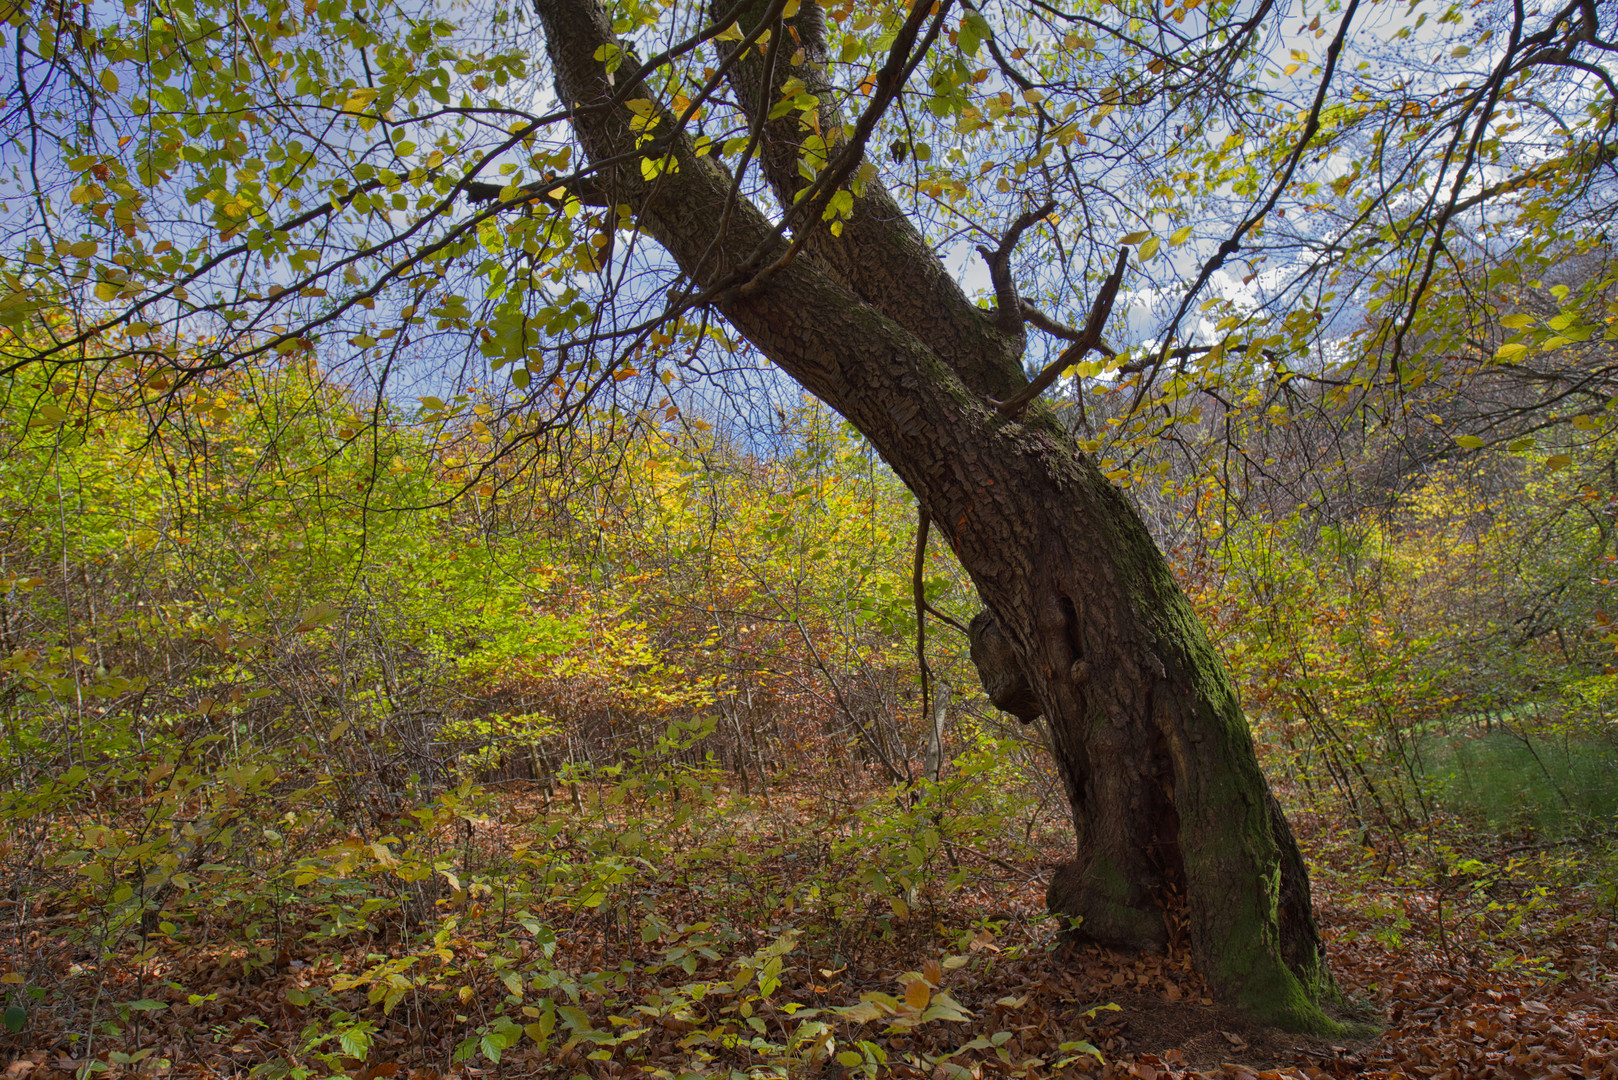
[3,778,1617,1080]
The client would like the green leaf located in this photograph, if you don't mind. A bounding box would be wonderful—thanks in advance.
[339,1025,371,1058]
[1454,435,1484,450]
[959,11,992,55]
[3,1005,25,1033]
[1056,1039,1104,1064]
[293,602,340,632]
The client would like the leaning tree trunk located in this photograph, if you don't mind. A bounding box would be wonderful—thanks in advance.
[531,0,1341,1032]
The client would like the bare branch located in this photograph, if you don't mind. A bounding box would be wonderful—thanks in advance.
[997,246,1128,419]
[976,199,1056,335]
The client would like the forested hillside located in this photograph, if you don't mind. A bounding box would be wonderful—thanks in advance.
[6,0,1618,1073]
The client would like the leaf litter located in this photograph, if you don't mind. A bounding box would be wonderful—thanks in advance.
[2,778,1616,1080]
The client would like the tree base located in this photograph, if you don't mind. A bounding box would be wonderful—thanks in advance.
[1047,858,1370,1037]
[1047,858,1168,953]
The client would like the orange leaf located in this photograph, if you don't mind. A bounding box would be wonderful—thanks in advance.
[904,979,930,1010]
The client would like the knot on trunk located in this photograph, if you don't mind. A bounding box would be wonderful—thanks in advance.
[968,611,1042,722]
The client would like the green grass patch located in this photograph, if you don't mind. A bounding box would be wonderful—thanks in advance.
[1421,729,1618,837]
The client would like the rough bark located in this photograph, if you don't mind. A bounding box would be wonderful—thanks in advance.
[530,0,1342,1033]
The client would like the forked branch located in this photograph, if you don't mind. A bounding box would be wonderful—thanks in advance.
[977,199,1056,335]
[996,245,1128,419]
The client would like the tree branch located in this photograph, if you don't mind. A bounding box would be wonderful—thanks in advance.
[732,0,953,297]
[977,199,1055,335]
[1128,0,1362,413]
[997,246,1128,419]
[1019,300,1117,357]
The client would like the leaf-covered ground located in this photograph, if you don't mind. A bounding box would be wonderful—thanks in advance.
[3,781,1616,1080]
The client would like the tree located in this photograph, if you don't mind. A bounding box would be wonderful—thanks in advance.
[6,0,1614,1034]
[516,0,1339,1029]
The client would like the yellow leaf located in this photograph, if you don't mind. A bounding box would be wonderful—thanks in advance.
[1545,453,1572,471]
[342,87,378,113]
[100,68,119,93]
[1283,63,1300,75]
[94,281,119,301]
[836,1001,883,1024]
[1454,435,1484,450]
[1120,230,1149,244]
[1169,225,1193,246]
[1138,235,1160,259]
